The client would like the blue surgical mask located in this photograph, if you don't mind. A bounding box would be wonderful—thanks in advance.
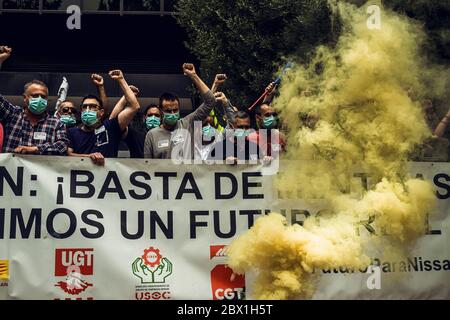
[202,125,216,139]
[28,97,48,115]
[262,115,277,129]
[163,112,180,126]
[145,116,161,130]
[60,115,77,127]
[81,110,98,127]
[234,128,250,138]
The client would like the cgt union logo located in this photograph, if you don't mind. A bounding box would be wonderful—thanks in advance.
[210,245,245,300]
[54,248,94,299]
[133,246,173,300]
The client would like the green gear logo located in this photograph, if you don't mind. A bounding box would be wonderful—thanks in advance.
[132,247,173,284]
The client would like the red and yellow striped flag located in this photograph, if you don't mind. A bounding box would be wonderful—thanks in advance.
[0,260,8,280]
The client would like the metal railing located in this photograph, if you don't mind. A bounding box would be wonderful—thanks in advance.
[0,0,176,16]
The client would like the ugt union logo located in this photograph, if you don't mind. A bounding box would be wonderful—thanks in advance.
[54,248,94,297]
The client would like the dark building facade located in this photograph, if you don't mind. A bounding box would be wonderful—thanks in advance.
[0,0,198,112]
[0,1,201,156]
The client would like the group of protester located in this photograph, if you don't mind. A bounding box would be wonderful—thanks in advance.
[0,45,287,166]
[2,45,448,164]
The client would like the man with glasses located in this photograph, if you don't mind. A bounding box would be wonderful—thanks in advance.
[56,100,79,128]
[0,46,69,155]
[55,74,108,128]
[67,70,140,165]
[144,63,216,160]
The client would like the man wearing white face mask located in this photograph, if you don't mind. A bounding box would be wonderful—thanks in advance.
[0,46,69,155]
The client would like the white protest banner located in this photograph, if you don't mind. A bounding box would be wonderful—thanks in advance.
[0,154,448,300]
[271,161,450,300]
[0,154,271,300]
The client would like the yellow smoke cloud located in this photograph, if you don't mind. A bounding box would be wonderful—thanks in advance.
[227,2,439,300]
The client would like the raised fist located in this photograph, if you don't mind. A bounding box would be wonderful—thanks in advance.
[0,46,12,63]
[214,91,228,105]
[91,73,104,87]
[214,74,227,84]
[109,69,124,81]
[182,63,196,77]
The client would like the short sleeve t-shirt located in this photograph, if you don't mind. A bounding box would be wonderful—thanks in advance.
[124,127,146,159]
[68,118,123,158]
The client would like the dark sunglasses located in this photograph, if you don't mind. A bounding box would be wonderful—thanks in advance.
[60,107,78,115]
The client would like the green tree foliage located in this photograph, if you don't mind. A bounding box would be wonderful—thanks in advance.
[175,0,335,108]
[3,0,39,9]
[176,0,449,108]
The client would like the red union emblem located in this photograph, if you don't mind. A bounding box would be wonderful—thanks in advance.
[55,249,94,276]
[54,249,94,297]
[210,245,228,259]
[211,264,245,300]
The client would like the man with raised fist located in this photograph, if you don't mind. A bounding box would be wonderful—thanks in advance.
[144,63,216,160]
[67,70,140,165]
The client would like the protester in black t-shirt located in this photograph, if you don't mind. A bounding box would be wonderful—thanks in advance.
[110,85,162,158]
[67,70,140,165]
[125,104,162,158]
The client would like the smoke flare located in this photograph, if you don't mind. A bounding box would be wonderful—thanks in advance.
[227,2,441,300]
